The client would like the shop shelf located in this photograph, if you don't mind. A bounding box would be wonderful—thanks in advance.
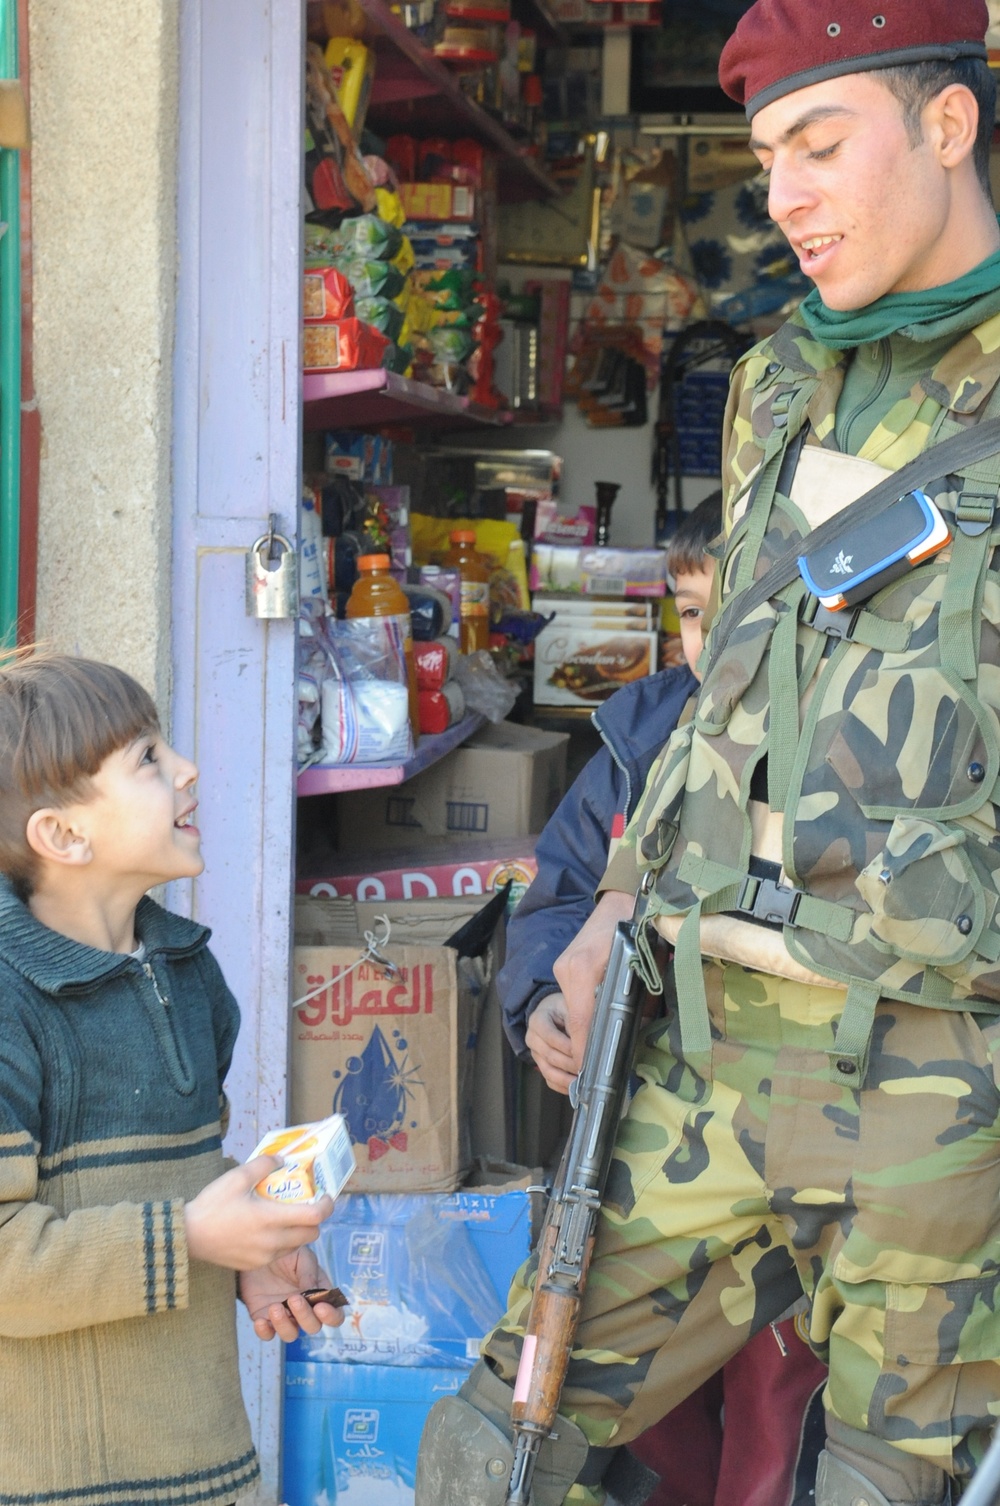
[358,0,559,199]
[302,367,512,429]
[297,710,487,795]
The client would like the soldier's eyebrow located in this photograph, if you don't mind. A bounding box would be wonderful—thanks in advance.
[749,106,858,154]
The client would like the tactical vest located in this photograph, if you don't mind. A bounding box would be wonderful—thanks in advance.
[632,362,1000,1086]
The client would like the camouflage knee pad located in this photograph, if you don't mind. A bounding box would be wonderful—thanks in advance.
[415,1359,590,1506]
[819,1420,951,1506]
[415,1359,660,1506]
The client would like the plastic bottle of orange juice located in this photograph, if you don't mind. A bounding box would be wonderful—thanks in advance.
[445,529,491,653]
[346,554,420,740]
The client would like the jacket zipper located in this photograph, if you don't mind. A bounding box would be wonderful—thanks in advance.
[839,336,891,454]
[142,960,170,1009]
[593,708,633,817]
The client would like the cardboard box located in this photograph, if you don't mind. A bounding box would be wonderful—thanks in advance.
[398,181,476,221]
[530,543,667,598]
[287,1169,534,1369]
[283,1362,464,1506]
[297,835,538,908]
[534,623,659,708]
[292,895,507,1192]
[532,593,656,628]
[334,722,568,855]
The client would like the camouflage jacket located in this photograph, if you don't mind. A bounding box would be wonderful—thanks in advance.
[603,308,1000,1080]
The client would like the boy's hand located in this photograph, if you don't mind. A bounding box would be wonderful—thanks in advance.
[240,1247,347,1342]
[184,1157,333,1271]
[553,889,634,1071]
[525,993,576,1095]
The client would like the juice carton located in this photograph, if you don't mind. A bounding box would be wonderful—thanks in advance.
[252,1114,356,1204]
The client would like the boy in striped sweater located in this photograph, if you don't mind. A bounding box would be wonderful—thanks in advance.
[0,651,343,1506]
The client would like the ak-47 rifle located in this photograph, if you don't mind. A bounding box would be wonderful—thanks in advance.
[505,900,650,1506]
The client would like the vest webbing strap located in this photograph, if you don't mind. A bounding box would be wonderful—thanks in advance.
[828,981,879,1086]
[708,415,1000,679]
[935,383,1000,680]
[667,852,856,1065]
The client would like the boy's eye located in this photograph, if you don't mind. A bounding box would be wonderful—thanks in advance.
[808,143,839,161]
[140,743,158,765]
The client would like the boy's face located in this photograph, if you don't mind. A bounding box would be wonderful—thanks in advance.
[62,733,204,891]
[674,562,715,679]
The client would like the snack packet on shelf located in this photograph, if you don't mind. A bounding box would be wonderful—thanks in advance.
[303,265,355,323]
[303,317,392,373]
[305,214,403,263]
[252,1114,356,1203]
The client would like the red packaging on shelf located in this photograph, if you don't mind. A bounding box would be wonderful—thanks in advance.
[303,265,355,322]
[418,681,465,734]
[302,318,392,373]
[413,639,453,691]
[418,137,453,180]
[384,133,419,182]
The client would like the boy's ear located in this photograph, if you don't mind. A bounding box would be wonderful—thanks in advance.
[25,807,93,868]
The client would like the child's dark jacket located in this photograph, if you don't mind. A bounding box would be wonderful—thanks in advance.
[497,665,697,1059]
[0,877,258,1506]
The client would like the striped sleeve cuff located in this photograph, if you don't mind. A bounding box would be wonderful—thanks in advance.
[142,1198,190,1314]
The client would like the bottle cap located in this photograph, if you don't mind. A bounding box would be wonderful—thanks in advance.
[450,529,477,544]
[356,553,391,570]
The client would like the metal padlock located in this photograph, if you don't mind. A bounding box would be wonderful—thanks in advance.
[245,515,298,619]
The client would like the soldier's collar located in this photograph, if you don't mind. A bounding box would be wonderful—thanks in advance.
[753,307,1000,421]
[923,311,1000,417]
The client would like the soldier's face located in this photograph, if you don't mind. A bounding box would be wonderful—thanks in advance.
[750,72,970,310]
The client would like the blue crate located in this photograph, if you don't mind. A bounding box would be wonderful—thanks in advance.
[284,1361,465,1506]
[288,1184,532,1368]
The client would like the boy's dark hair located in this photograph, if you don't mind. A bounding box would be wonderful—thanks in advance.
[0,650,160,899]
[879,57,996,200]
[666,491,723,579]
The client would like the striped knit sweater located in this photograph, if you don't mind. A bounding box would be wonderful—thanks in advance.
[0,878,259,1506]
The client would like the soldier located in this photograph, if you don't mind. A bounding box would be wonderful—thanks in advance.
[417,3,1000,1504]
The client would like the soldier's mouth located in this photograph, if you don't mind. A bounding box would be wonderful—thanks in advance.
[799,234,843,264]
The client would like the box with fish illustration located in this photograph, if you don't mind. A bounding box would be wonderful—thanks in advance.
[286,1168,533,1369]
[283,1361,464,1506]
[291,893,509,1193]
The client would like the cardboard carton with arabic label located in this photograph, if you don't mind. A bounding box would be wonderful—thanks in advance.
[291,894,506,1193]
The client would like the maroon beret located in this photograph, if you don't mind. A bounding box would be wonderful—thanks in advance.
[720,0,989,118]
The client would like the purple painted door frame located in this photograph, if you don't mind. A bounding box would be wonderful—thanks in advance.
[171,1,304,1496]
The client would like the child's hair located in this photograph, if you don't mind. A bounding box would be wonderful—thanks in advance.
[0,650,160,898]
[666,491,723,579]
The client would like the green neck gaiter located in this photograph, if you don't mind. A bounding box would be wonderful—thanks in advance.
[799,232,1000,350]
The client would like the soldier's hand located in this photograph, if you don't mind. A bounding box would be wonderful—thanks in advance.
[554,890,635,1071]
[526,992,576,1095]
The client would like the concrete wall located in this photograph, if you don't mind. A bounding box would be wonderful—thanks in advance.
[28,0,180,716]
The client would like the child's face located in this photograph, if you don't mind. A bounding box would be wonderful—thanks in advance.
[67,733,204,891]
[674,562,715,679]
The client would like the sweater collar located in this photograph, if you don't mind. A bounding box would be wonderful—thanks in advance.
[0,877,210,995]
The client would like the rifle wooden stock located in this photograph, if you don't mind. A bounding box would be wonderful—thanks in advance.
[505,920,646,1505]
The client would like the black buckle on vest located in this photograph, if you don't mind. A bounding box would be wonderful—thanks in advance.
[737,874,803,927]
[802,595,861,641]
[956,488,996,538]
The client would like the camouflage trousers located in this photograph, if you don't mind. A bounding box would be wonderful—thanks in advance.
[485,964,1000,1503]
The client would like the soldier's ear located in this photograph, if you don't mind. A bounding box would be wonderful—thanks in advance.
[925,83,980,174]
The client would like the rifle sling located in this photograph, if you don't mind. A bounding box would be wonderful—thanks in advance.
[705,415,1000,677]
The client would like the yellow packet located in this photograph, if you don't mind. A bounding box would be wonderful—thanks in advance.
[252,1114,355,1204]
